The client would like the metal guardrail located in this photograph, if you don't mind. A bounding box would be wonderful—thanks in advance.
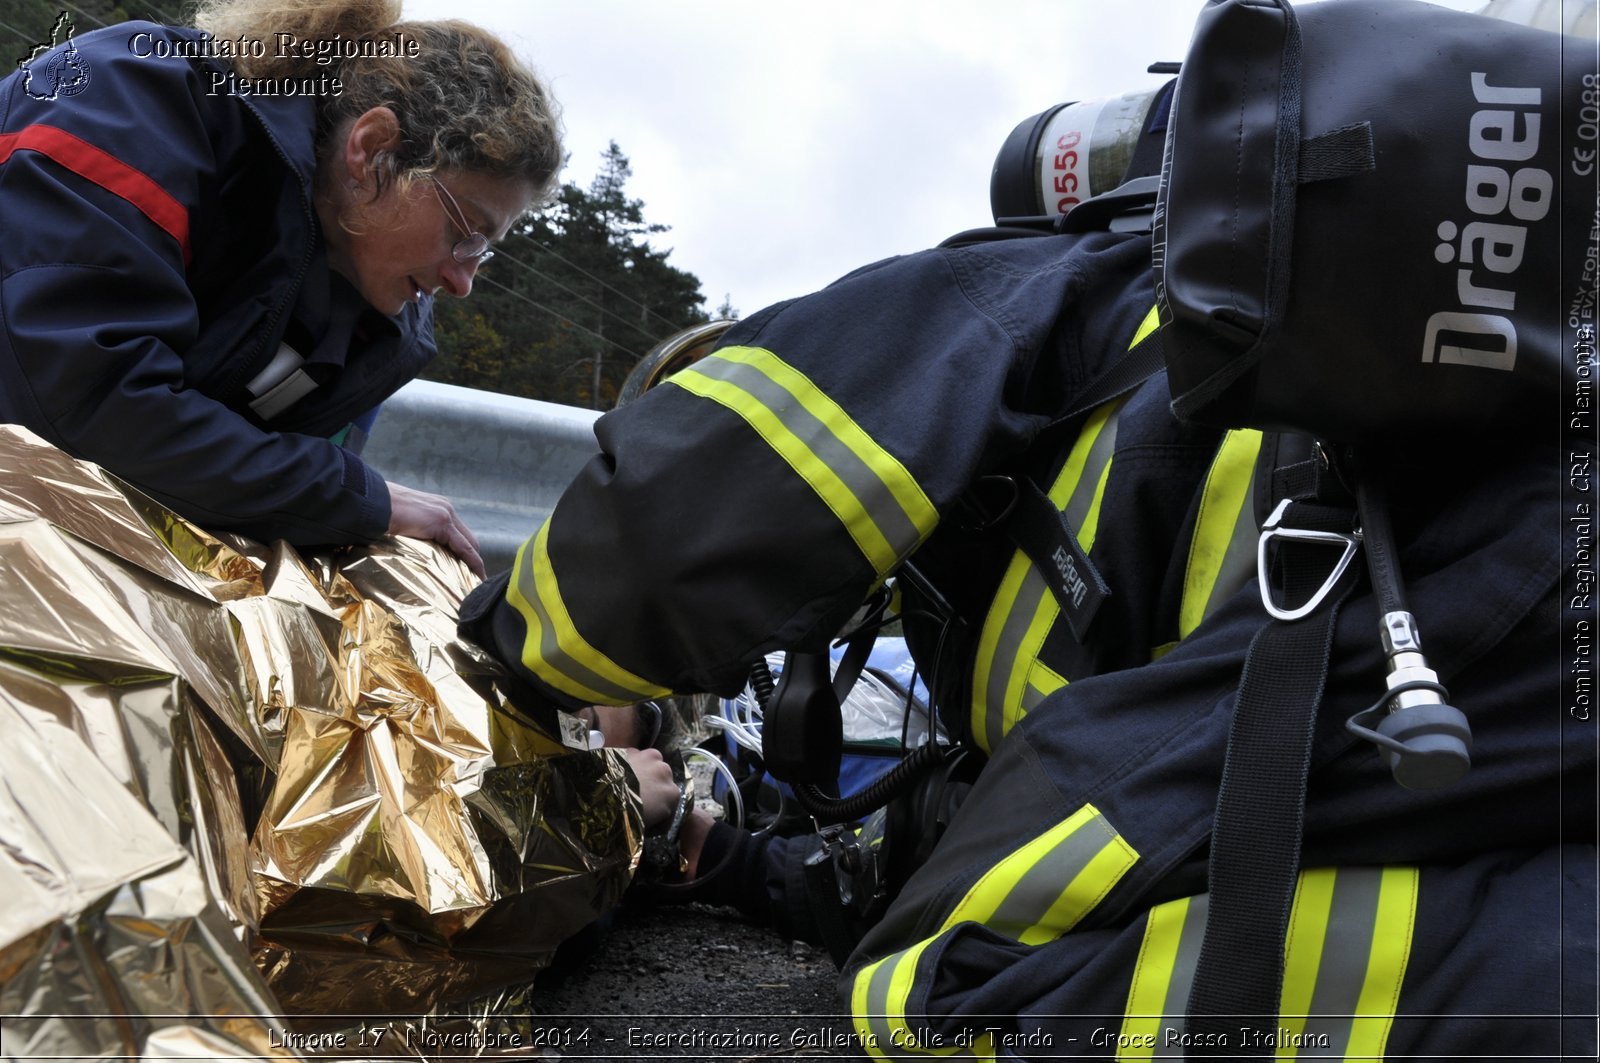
[361,378,601,575]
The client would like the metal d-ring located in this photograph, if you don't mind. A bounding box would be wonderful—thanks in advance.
[1257,498,1362,622]
[957,475,1020,533]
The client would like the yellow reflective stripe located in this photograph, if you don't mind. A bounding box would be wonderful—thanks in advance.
[711,347,936,549]
[942,804,1137,941]
[1178,428,1263,639]
[670,346,938,576]
[506,522,670,704]
[1075,453,1113,551]
[1116,868,1417,1060]
[969,400,1124,750]
[1022,659,1067,714]
[998,589,1059,741]
[853,938,963,1059]
[1119,896,1197,1060]
[1299,867,1415,1058]
[1019,837,1142,946]
[1347,867,1419,1058]
[969,552,1032,753]
[854,807,1136,1058]
[1130,303,1161,349]
[966,306,1157,748]
[1050,399,1120,511]
[851,952,878,1052]
[1278,869,1338,1054]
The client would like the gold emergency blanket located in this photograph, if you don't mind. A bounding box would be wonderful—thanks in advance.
[0,426,640,1054]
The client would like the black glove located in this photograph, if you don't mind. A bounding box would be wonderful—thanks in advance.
[457,569,511,645]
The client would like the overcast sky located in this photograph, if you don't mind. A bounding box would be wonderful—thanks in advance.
[409,0,1487,329]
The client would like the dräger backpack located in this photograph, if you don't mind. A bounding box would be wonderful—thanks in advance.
[1145,0,1595,1049]
[1154,0,1593,442]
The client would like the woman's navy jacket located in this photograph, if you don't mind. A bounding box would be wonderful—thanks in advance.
[0,20,434,544]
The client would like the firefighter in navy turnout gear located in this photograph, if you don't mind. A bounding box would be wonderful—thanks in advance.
[459,1,1596,1054]
[460,222,1592,1059]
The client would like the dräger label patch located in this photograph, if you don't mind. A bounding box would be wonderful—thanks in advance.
[1423,73,1554,372]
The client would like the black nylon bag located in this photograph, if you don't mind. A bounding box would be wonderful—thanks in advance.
[1153,0,1595,443]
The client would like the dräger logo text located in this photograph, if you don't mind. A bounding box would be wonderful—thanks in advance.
[1424,73,1554,372]
[1051,546,1088,610]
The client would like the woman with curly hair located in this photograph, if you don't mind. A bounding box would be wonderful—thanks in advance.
[0,0,561,574]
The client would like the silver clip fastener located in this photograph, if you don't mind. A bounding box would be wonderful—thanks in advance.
[1257,498,1361,621]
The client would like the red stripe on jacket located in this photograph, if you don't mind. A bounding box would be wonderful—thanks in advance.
[0,124,192,265]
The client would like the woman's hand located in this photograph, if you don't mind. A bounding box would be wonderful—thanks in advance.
[624,747,681,829]
[386,480,485,577]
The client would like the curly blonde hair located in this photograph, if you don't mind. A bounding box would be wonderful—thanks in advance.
[193,0,562,200]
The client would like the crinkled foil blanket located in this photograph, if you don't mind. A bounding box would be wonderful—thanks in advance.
[0,426,642,1059]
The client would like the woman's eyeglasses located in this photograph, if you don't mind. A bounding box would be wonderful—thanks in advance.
[430,177,494,264]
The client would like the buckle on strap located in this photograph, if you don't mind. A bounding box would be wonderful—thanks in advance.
[1257,498,1361,621]
[247,342,318,420]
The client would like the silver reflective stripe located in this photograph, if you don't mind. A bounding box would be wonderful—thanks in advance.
[1117,867,1418,1061]
[247,343,317,420]
[1206,495,1259,616]
[956,805,1138,946]
[1021,666,1058,714]
[862,955,906,1060]
[506,522,669,704]
[854,937,939,1061]
[978,403,1122,750]
[1158,893,1209,1047]
[984,565,1050,734]
[854,804,1138,1059]
[678,352,933,572]
[1061,409,1119,533]
[1300,869,1386,1056]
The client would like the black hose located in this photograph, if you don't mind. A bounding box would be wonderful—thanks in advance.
[750,657,777,707]
[1352,454,1408,617]
[792,742,944,825]
[749,655,945,825]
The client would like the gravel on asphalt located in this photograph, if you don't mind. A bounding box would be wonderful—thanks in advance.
[530,901,864,1061]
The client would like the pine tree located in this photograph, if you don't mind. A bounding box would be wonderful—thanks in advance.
[427,142,709,408]
[3,0,137,75]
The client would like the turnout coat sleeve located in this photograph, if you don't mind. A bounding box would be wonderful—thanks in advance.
[461,231,1158,709]
[0,23,391,545]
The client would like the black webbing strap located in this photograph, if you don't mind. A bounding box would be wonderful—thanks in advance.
[831,629,877,705]
[1008,477,1110,641]
[1185,501,1359,1055]
[989,329,1168,640]
[1047,327,1168,430]
[1297,122,1376,184]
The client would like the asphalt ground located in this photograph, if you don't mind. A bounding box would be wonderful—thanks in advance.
[523,710,872,1061]
[531,901,857,1061]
